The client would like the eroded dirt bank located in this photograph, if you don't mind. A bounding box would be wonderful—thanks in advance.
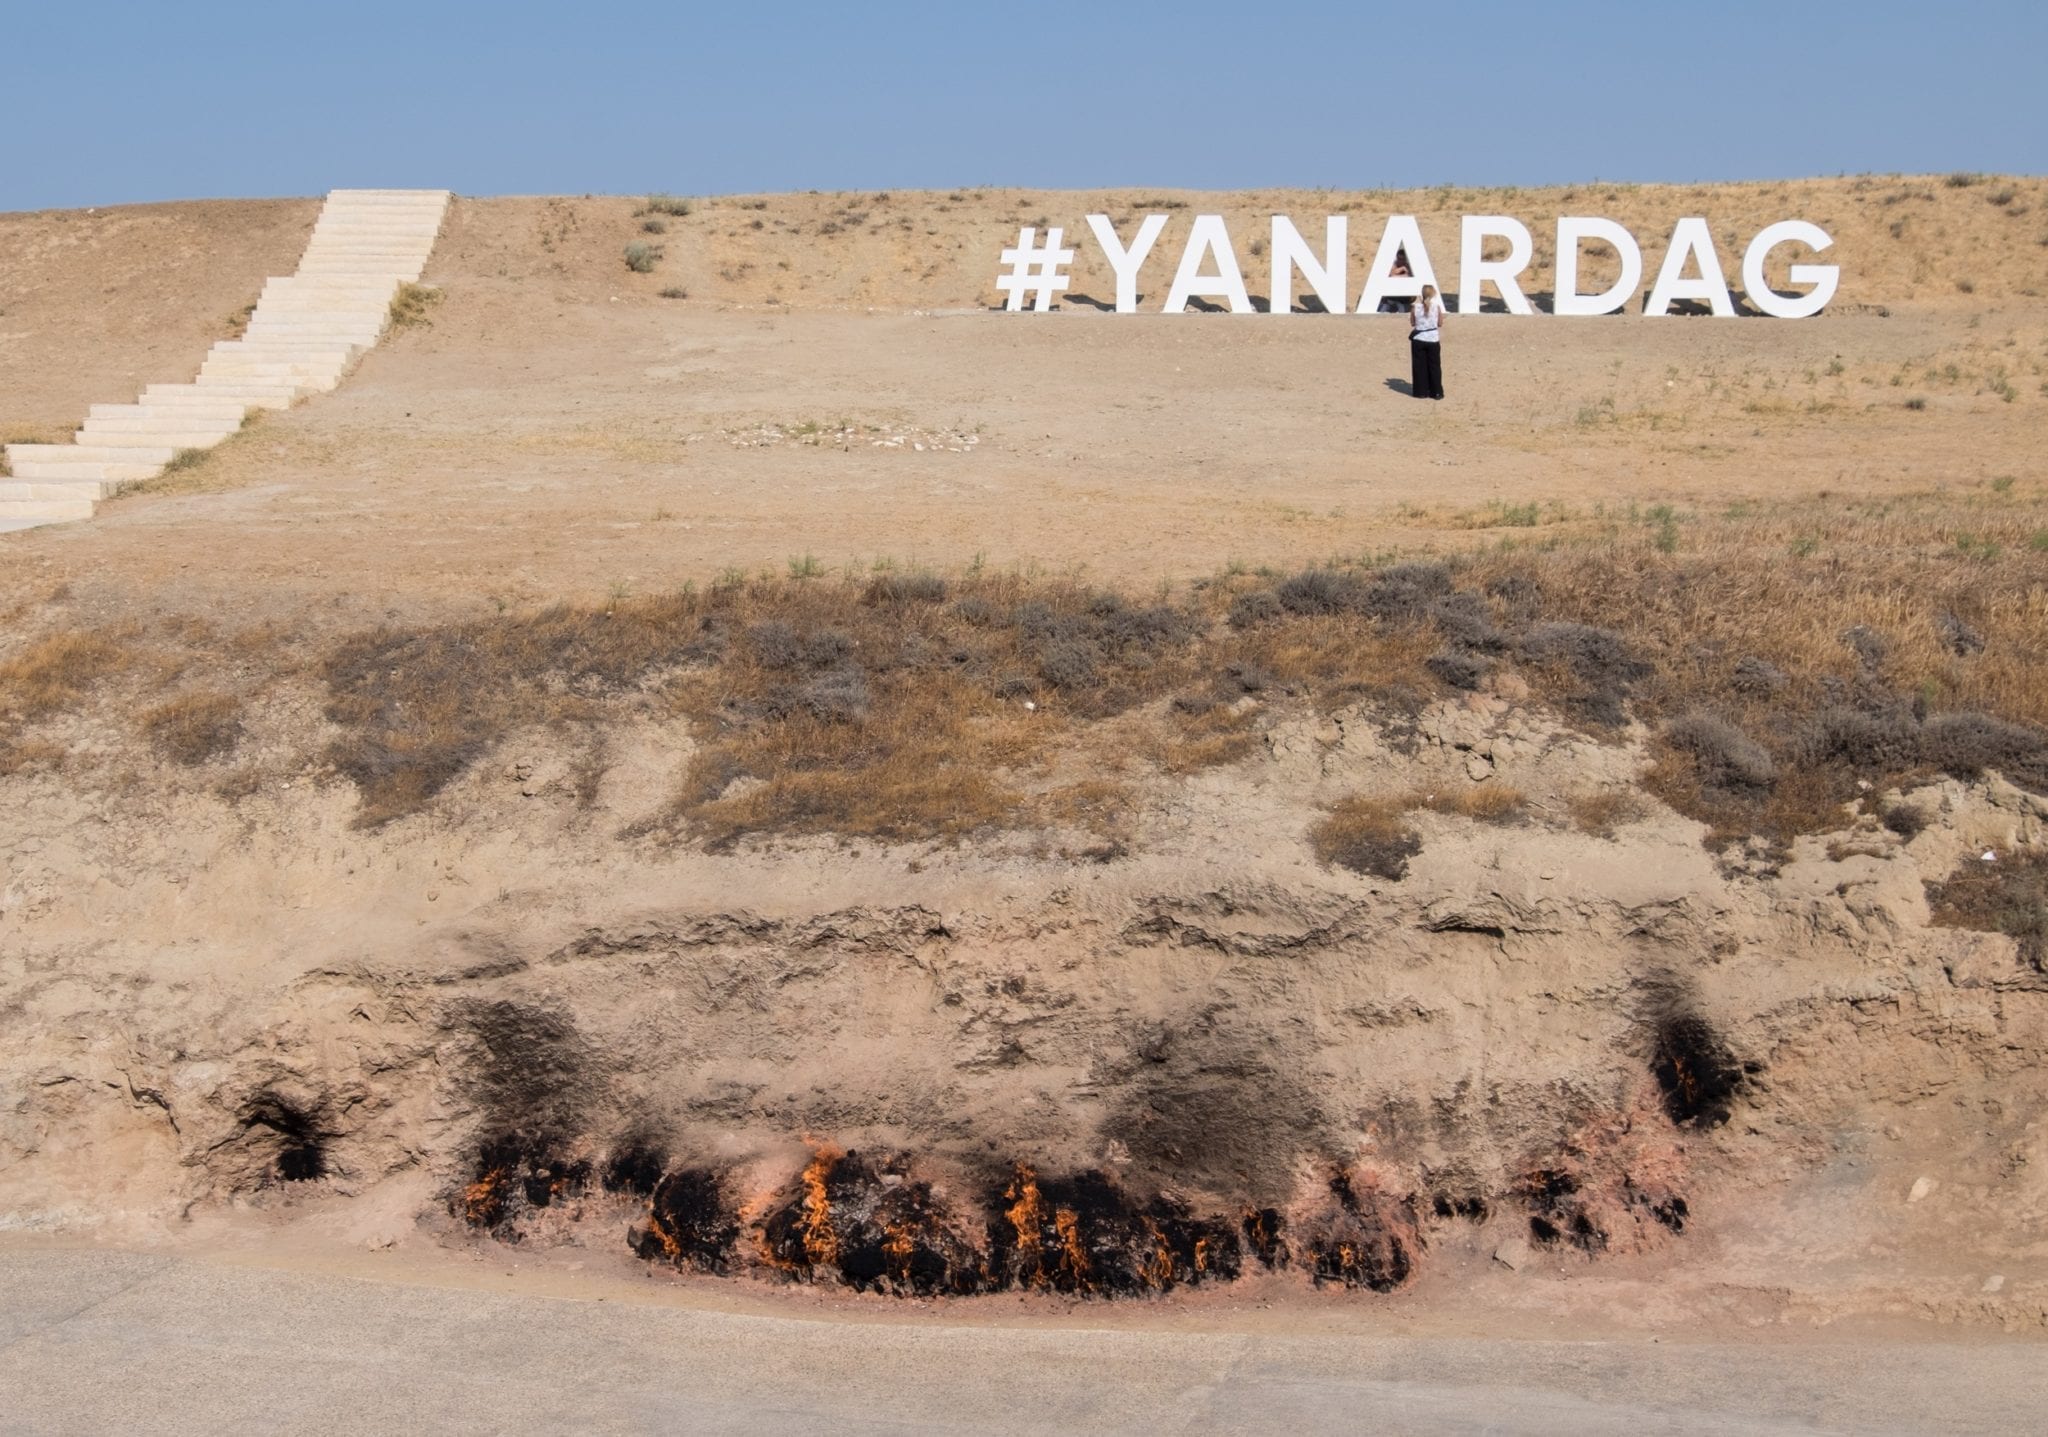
[5,694,2044,1323]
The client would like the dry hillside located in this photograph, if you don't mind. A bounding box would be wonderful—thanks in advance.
[2,178,2046,1333]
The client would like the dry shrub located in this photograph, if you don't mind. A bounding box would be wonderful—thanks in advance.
[0,630,128,722]
[1155,701,1262,774]
[1311,797,1421,880]
[1419,784,1526,823]
[387,283,442,330]
[1568,790,1645,838]
[0,738,65,777]
[12,493,2035,859]
[1662,712,1776,792]
[142,692,243,766]
[1927,848,2048,970]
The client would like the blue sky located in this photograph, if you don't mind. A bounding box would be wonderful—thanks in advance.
[3,1,2041,209]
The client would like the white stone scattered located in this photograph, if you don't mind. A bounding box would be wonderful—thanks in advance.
[1908,1175,1935,1203]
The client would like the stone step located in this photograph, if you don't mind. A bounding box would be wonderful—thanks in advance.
[253,299,395,314]
[8,459,162,482]
[307,224,440,235]
[245,314,386,329]
[250,305,392,321]
[164,379,301,398]
[212,340,357,359]
[301,246,433,257]
[201,350,348,368]
[196,372,337,394]
[239,332,382,349]
[71,426,233,448]
[221,341,371,358]
[90,402,250,421]
[308,227,439,238]
[8,458,162,481]
[308,221,442,232]
[78,415,241,437]
[8,443,176,467]
[0,478,123,501]
[0,498,97,523]
[311,237,437,245]
[265,272,400,285]
[202,360,349,376]
[142,384,296,407]
[261,279,401,295]
[294,263,425,277]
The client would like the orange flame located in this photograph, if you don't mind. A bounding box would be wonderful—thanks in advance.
[1003,1165,1049,1287]
[1053,1207,1089,1287]
[462,1168,505,1225]
[798,1148,840,1267]
[645,1204,684,1261]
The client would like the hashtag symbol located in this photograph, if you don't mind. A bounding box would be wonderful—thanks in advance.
[995,226,1073,312]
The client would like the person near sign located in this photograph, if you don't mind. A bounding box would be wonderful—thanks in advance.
[1376,248,1413,313]
[1409,284,1446,399]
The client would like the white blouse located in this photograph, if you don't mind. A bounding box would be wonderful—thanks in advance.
[1411,296,1444,342]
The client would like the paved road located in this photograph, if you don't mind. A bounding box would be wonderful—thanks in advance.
[1,1249,2040,1434]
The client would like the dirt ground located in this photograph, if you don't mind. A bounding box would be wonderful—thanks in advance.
[3,179,2047,1371]
[3,178,2044,616]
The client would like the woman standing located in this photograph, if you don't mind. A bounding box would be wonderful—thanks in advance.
[1409,283,1446,400]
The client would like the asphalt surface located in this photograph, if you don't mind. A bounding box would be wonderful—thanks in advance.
[1,1248,2040,1434]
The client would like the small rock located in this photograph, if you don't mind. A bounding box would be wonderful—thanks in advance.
[1493,1238,1530,1271]
[1465,754,1493,782]
[1982,1274,2005,1294]
[1908,1176,1935,1203]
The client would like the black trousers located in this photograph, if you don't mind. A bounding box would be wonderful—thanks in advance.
[1410,338,1444,399]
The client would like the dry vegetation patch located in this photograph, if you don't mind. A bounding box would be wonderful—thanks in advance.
[1927,850,2048,971]
[141,692,244,766]
[4,494,2045,857]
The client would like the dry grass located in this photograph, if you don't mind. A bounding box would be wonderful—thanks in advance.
[141,692,243,766]
[1419,785,1527,823]
[388,283,441,330]
[0,630,129,722]
[3,491,2045,855]
[1927,849,2047,970]
[1311,785,1527,879]
[1568,791,1647,838]
[1311,797,1421,880]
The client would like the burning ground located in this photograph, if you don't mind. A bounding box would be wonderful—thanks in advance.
[3,501,2048,1321]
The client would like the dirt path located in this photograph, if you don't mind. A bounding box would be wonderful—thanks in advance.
[5,1244,2042,1434]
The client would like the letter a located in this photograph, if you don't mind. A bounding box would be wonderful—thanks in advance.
[1163,215,1253,314]
[1357,216,1436,314]
[1644,217,1735,317]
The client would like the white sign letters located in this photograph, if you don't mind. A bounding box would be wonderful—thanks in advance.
[1000,213,1839,317]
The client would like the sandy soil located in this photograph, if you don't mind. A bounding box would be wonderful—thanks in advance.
[3,179,2047,1359]
[3,178,2044,616]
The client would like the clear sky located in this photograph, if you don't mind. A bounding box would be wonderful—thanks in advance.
[3,1,2041,210]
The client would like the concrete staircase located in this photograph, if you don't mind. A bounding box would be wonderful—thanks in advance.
[0,188,451,534]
